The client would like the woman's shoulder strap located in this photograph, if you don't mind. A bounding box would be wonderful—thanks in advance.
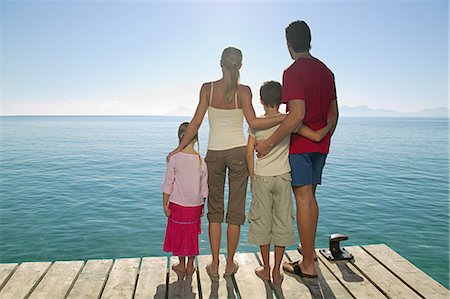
[209,82,214,106]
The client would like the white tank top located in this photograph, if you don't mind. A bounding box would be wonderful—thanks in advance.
[207,82,246,150]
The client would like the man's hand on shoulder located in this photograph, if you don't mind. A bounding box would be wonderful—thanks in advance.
[255,139,272,158]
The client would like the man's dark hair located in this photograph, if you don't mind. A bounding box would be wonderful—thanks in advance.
[285,20,311,53]
[260,81,282,108]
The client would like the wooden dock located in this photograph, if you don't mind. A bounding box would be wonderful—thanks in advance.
[0,244,447,298]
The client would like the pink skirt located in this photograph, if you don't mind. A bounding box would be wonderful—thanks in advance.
[163,202,203,257]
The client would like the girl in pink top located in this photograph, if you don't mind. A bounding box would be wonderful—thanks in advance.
[162,122,208,275]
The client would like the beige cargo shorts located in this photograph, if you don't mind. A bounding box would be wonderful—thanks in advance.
[248,173,296,246]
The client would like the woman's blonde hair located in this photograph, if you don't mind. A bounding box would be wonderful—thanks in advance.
[178,122,203,167]
[221,46,242,104]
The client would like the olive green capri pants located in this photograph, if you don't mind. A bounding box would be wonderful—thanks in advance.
[205,146,248,225]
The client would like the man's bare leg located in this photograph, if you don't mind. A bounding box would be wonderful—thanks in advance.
[294,184,317,276]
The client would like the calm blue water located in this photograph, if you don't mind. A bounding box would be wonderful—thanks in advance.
[1,116,448,287]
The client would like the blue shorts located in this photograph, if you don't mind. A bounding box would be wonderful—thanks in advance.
[289,153,327,187]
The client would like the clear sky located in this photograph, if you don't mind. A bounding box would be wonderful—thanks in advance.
[1,0,448,115]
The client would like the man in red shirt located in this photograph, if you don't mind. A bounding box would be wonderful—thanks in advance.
[256,20,338,279]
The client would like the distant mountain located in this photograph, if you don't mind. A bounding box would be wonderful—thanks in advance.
[340,105,449,118]
[165,106,195,116]
[164,105,449,118]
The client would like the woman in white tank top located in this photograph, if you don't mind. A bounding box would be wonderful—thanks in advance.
[168,47,284,278]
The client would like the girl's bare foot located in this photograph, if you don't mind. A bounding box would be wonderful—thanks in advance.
[186,266,196,276]
[172,263,187,273]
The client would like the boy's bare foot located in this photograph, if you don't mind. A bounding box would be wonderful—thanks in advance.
[171,263,187,273]
[255,266,270,281]
[272,268,284,284]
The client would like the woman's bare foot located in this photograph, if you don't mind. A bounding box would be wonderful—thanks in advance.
[206,262,219,278]
[171,263,187,273]
[224,261,239,277]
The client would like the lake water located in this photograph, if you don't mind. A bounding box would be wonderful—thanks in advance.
[0,116,448,287]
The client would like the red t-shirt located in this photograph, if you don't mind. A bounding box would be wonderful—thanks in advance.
[282,57,336,154]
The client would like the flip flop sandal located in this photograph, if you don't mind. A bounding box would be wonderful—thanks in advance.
[282,261,318,279]
[297,244,318,261]
[292,262,318,279]
[223,261,239,277]
[206,263,219,279]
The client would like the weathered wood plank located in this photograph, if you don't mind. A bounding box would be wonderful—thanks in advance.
[317,247,385,298]
[233,252,274,299]
[134,257,167,299]
[347,246,421,299]
[0,264,18,291]
[28,260,84,299]
[67,259,113,299]
[168,256,199,299]
[0,262,51,299]
[287,249,355,299]
[197,254,237,299]
[363,244,450,298]
[100,258,140,299]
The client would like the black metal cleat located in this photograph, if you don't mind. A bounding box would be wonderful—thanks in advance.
[319,233,354,261]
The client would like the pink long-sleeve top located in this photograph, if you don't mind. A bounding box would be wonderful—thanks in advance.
[161,152,208,207]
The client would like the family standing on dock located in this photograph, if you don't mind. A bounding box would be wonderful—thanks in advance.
[162,20,338,285]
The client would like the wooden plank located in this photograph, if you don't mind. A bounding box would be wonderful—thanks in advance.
[363,244,450,298]
[0,262,51,299]
[0,264,18,291]
[286,250,354,299]
[67,259,113,299]
[347,246,421,298]
[197,254,237,299]
[317,247,385,298]
[233,252,274,299]
[168,256,199,299]
[28,261,84,299]
[134,257,167,299]
[100,258,140,299]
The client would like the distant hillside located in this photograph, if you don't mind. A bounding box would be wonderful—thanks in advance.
[165,106,195,116]
[340,105,449,118]
[164,105,449,118]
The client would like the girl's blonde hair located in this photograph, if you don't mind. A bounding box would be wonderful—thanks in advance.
[178,122,203,167]
[221,46,242,104]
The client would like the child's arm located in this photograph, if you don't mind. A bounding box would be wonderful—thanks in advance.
[200,161,208,218]
[296,122,334,142]
[246,134,256,190]
[161,159,175,217]
[162,192,171,217]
